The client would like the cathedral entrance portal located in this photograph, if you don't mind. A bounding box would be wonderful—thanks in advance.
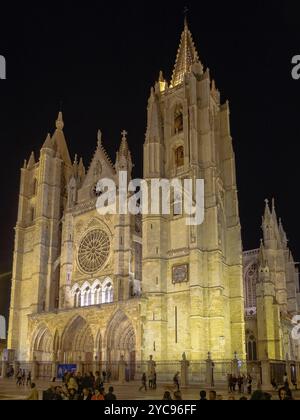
[105,311,136,380]
[61,316,95,372]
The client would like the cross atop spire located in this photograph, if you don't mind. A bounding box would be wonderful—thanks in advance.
[183,6,189,25]
[121,129,128,141]
[171,18,201,87]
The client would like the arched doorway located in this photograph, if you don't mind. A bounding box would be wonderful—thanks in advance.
[32,325,53,380]
[32,326,53,362]
[105,311,136,380]
[61,316,94,372]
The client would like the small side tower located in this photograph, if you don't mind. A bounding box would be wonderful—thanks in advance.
[256,241,282,360]
[7,112,72,360]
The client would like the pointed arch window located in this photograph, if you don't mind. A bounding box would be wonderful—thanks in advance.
[174,105,183,134]
[31,178,38,196]
[175,146,184,169]
[95,285,102,305]
[74,289,81,308]
[247,335,257,361]
[103,282,113,304]
[244,264,258,309]
[84,287,92,307]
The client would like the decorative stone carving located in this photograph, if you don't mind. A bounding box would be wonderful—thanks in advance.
[172,264,189,284]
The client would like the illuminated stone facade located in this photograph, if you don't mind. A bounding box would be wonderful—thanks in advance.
[6,21,299,374]
[243,201,300,364]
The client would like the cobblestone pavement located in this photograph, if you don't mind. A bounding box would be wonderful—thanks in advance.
[0,378,299,400]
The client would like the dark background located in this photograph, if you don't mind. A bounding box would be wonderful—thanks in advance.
[0,1,300,273]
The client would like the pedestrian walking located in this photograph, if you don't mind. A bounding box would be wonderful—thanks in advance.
[139,373,147,392]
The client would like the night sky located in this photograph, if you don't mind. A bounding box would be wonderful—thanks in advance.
[0,1,300,271]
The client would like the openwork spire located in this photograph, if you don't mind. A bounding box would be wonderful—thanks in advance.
[119,129,130,157]
[171,19,200,87]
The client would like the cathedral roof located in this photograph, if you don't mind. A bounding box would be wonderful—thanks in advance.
[171,18,201,87]
[81,130,116,190]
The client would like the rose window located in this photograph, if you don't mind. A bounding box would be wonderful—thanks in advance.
[78,229,110,274]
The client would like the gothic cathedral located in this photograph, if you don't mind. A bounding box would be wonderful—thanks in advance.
[6,20,300,381]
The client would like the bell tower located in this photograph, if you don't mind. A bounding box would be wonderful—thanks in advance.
[142,19,246,362]
[7,112,73,360]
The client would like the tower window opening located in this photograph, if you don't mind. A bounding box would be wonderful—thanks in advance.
[174,105,184,133]
[175,146,184,168]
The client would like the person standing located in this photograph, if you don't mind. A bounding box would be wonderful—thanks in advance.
[95,371,103,391]
[139,373,147,392]
[163,391,172,400]
[26,371,32,387]
[173,372,180,391]
[238,375,243,393]
[16,369,22,386]
[148,371,154,389]
[174,391,182,400]
[153,370,157,390]
[105,386,117,400]
[228,374,233,392]
[79,388,92,401]
[92,389,105,400]
[199,390,207,401]
[243,374,248,394]
[247,374,252,395]
[102,370,107,383]
[107,368,112,383]
[21,370,26,386]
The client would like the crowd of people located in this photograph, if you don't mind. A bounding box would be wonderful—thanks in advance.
[42,371,117,400]
[227,374,253,394]
[2,366,298,400]
[197,384,295,401]
[16,369,32,387]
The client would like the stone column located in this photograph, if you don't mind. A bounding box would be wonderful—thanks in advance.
[31,358,38,381]
[93,355,100,376]
[118,355,126,384]
[51,353,58,380]
[261,360,272,391]
[77,356,83,375]
[13,361,19,379]
[287,361,292,386]
[232,352,239,377]
[147,355,156,377]
[1,360,8,379]
[296,362,300,389]
[180,353,190,388]
[205,353,214,388]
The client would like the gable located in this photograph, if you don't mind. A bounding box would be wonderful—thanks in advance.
[77,146,116,203]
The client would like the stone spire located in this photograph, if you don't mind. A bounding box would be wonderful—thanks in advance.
[271,198,278,223]
[41,133,53,151]
[78,157,86,181]
[115,130,133,175]
[119,130,130,157]
[171,18,202,87]
[27,152,36,169]
[263,199,272,221]
[279,218,288,248]
[52,111,72,166]
[258,239,268,270]
[56,111,64,131]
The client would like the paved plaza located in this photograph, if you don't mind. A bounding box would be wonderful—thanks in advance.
[0,378,299,400]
